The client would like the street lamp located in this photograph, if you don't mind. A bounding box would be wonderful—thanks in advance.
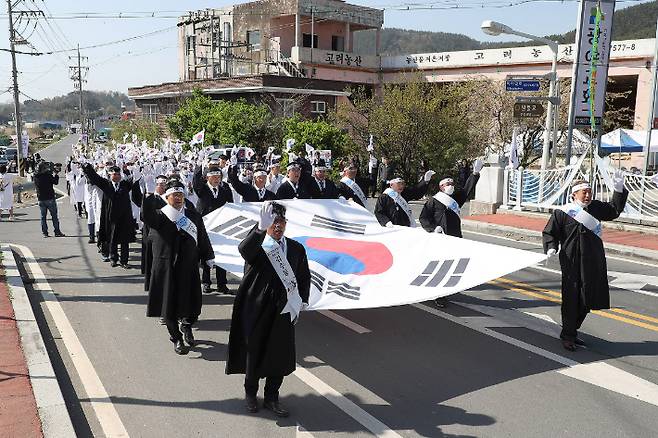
[481,20,559,172]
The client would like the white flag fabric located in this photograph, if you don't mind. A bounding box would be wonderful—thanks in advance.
[190,130,205,146]
[305,143,315,154]
[286,138,295,152]
[367,134,374,152]
[204,200,546,310]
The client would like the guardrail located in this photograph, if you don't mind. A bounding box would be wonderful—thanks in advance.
[502,153,658,224]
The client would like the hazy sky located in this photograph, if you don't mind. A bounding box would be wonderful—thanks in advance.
[0,0,651,102]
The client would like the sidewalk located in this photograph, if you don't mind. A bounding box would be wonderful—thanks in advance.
[463,211,658,262]
[0,256,42,437]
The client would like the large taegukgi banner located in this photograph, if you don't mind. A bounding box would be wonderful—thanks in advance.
[204,200,546,310]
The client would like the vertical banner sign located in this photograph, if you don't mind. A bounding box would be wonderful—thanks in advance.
[573,0,615,127]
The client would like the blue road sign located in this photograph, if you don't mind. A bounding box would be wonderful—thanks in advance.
[506,80,541,92]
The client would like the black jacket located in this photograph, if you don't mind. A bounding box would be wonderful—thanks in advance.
[276,179,311,200]
[34,172,59,201]
[227,165,277,202]
[374,181,429,226]
[309,178,341,199]
[542,190,628,310]
[193,167,233,216]
[226,227,310,377]
[419,173,480,237]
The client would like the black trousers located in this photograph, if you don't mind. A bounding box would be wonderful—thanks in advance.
[110,242,129,264]
[202,265,227,286]
[560,284,589,341]
[165,317,197,341]
[244,375,284,402]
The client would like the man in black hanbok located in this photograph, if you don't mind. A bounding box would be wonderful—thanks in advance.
[308,160,340,199]
[276,163,311,200]
[419,159,483,237]
[142,179,215,355]
[193,163,233,294]
[226,202,310,417]
[228,164,277,202]
[374,170,435,227]
[543,176,628,351]
[337,161,370,208]
[83,164,137,268]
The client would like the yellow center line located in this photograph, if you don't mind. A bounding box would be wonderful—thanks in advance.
[488,278,658,334]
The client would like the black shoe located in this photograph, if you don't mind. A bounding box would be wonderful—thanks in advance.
[434,297,449,308]
[574,337,587,347]
[174,339,189,355]
[217,284,230,294]
[111,260,118,267]
[159,318,166,325]
[202,284,212,294]
[245,396,259,413]
[102,256,110,262]
[88,238,96,244]
[179,324,195,347]
[561,339,576,352]
[43,233,49,238]
[120,263,130,269]
[263,400,289,417]
[54,232,65,237]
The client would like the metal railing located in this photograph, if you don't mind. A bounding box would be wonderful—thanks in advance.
[502,153,658,224]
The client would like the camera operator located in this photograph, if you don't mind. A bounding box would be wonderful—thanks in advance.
[34,161,65,238]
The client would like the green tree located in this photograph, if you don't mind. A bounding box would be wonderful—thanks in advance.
[109,118,162,145]
[166,89,281,153]
[282,115,355,174]
[332,79,475,181]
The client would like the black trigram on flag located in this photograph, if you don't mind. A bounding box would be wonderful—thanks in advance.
[310,269,361,300]
[310,215,366,235]
[411,258,470,288]
[209,215,257,239]
[310,270,325,292]
[326,281,361,300]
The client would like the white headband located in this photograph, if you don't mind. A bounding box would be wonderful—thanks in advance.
[164,187,184,197]
[571,183,591,194]
[388,177,404,184]
[439,178,454,186]
[206,171,222,177]
[155,177,168,184]
[253,170,267,177]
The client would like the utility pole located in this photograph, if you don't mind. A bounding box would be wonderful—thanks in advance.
[7,0,24,176]
[69,45,88,141]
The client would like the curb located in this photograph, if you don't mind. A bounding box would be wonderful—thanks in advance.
[461,219,658,264]
[1,244,76,438]
[496,207,658,236]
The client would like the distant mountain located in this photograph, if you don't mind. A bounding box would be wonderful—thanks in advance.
[0,90,134,125]
[354,0,658,55]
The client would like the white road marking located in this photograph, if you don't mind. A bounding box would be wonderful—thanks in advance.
[296,423,315,437]
[302,355,390,406]
[318,310,372,334]
[523,312,558,324]
[414,302,658,408]
[558,362,658,407]
[293,366,402,438]
[12,244,129,438]
[608,271,658,298]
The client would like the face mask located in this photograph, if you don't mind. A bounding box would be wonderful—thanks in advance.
[574,198,591,208]
[443,185,455,196]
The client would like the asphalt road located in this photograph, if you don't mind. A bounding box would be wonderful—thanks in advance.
[2,134,658,437]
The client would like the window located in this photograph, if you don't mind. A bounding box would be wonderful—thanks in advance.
[302,33,318,49]
[143,104,158,123]
[186,35,196,52]
[311,101,326,114]
[331,35,344,52]
[165,103,178,118]
[275,98,295,118]
[247,30,261,50]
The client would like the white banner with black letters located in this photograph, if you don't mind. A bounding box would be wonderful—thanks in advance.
[203,200,546,310]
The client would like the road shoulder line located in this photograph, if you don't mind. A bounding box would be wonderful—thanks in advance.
[11,244,129,438]
[1,244,76,438]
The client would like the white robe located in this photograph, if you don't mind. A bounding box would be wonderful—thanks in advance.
[0,173,15,209]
